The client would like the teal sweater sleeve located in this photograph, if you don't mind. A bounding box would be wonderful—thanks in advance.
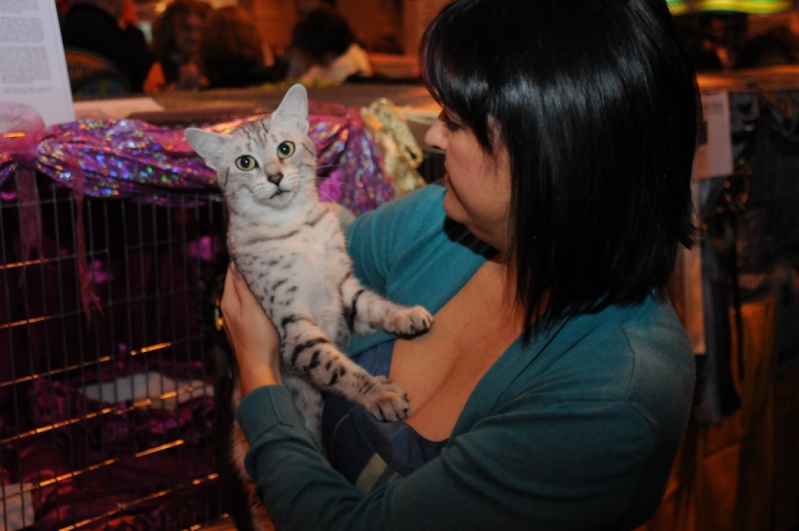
[235,185,696,531]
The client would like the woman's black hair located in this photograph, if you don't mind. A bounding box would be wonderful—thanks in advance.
[421,0,700,340]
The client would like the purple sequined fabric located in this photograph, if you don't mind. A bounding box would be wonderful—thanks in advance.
[0,110,395,214]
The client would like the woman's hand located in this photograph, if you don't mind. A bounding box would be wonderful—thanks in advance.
[221,262,283,395]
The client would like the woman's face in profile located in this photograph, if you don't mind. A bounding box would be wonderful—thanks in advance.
[425,110,512,252]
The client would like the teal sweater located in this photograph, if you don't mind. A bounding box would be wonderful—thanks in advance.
[236,184,696,530]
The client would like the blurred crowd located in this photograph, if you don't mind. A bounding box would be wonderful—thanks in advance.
[58,0,799,97]
[676,11,799,71]
[58,0,375,96]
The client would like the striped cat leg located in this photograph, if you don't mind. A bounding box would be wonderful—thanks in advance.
[283,375,323,435]
[340,275,434,337]
[281,317,410,421]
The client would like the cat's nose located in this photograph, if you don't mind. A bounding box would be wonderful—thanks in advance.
[267,173,283,185]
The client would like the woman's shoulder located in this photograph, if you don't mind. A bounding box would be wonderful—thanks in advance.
[583,295,693,384]
[502,294,693,405]
[538,295,695,433]
[616,294,696,415]
[350,184,446,237]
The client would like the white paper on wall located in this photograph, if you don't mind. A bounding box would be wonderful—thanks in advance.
[0,0,74,126]
[693,91,733,181]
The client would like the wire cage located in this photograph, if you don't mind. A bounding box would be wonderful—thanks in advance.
[0,168,228,530]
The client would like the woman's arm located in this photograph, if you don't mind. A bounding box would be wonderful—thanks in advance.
[221,263,282,394]
[236,379,658,531]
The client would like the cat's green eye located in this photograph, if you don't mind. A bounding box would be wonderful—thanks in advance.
[277,141,295,159]
[235,155,257,171]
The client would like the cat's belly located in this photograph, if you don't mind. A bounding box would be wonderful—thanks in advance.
[234,244,345,341]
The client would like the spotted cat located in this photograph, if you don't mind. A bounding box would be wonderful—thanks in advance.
[185,84,433,530]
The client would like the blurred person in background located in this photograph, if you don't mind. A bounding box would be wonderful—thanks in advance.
[734,25,797,69]
[199,5,281,89]
[288,6,372,84]
[61,0,164,93]
[151,0,212,92]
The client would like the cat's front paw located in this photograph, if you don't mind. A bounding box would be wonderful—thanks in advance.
[362,376,410,422]
[388,305,434,337]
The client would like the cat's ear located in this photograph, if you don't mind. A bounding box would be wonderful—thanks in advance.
[272,84,309,134]
[184,128,231,170]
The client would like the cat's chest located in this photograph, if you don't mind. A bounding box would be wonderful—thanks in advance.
[230,218,339,277]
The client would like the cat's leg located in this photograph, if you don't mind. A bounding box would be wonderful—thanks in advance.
[282,318,410,421]
[340,274,434,337]
[283,375,323,435]
[321,214,432,337]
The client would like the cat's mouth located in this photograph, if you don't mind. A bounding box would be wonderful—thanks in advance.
[266,187,298,205]
[251,183,294,205]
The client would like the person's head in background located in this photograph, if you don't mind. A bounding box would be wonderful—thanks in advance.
[734,25,797,69]
[199,5,277,88]
[421,0,700,329]
[294,0,336,19]
[68,0,126,23]
[290,6,357,69]
[151,0,212,69]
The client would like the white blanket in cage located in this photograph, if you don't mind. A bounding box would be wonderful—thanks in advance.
[78,371,214,411]
[0,483,34,531]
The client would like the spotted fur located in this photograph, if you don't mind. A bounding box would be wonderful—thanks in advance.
[186,84,433,530]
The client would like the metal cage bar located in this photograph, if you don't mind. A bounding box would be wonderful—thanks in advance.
[0,170,227,530]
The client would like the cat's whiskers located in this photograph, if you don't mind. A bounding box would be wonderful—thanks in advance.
[314,176,366,204]
[313,161,381,193]
[312,162,361,199]
[314,161,343,173]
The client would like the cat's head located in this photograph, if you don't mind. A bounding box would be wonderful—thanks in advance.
[185,84,316,212]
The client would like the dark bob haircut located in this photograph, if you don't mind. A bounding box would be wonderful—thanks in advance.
[421,0,700,338]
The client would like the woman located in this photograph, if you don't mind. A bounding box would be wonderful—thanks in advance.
[287,6,372,83]
[222,0,700,529]
[150,0,212,91]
